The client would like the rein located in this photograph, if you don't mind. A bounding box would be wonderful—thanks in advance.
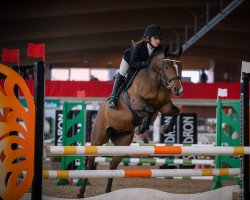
[159,58,181,89]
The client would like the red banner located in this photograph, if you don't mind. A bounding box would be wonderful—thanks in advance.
[14,80,242,99]
[0,79,245,99]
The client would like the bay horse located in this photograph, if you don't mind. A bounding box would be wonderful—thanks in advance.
[77,46,183,198]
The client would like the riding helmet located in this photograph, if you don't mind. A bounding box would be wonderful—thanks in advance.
[144,24,163,38]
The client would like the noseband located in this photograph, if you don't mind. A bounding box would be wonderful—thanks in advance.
[159,58,181,89]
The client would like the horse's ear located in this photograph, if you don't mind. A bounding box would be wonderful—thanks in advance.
[175,46,183,58]
[164,46,171,57]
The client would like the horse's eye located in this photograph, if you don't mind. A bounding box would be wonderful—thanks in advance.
[164,65,169,69]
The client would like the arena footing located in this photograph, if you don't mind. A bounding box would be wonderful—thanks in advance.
[22,185,240,200]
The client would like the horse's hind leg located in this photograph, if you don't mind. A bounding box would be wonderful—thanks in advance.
[105,156,123,193]
[78,110,109,198]
[105,131,134,193]
[77,156,96,198]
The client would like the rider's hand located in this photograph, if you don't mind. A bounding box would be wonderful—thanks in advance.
[141,59,150,68]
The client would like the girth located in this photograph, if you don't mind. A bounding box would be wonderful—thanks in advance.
[122,91,143,126]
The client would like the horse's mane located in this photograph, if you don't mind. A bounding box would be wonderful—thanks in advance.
[150,51,164,68]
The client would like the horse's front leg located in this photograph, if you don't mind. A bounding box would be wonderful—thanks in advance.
[135,103,155,135]
[160,103,180,134]
[106,156,123,193]
[136,111,154,135]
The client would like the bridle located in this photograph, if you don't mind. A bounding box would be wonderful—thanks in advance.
[159,58,181,89]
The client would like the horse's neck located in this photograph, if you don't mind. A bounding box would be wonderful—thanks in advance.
[138,67,156,84]
[129,55,164,93]
[130,67,159,97]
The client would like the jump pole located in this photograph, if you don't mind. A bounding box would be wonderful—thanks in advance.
[42,168,241,179]
[47,145,250,156]
[94,157,215,166]
[85,142,214,147]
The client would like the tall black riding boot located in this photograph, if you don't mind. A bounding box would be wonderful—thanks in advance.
[108,72,125,110]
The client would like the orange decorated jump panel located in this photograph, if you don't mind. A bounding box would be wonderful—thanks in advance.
[0,64,35,200]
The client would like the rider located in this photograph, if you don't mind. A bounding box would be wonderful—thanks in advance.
[108,24,164,110]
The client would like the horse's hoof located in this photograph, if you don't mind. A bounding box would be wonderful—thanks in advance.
[135,126,143,135]
[105,189,112,193]
[77,193,84,199]
[160,125,173,134]
[160,125,165,134]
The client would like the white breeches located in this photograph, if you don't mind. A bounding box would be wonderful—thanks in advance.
[118,58,129,76]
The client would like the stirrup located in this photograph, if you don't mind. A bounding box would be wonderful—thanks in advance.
[108,96,118,110]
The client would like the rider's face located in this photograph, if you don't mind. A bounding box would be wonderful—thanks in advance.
[150,37,161,47]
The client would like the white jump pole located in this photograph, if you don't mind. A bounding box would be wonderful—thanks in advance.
[47,146,250,156]
[43,168,241,179]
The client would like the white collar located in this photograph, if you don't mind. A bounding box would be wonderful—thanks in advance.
[147,43,154,56]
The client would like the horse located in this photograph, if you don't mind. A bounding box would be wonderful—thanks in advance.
[77,46,183,198]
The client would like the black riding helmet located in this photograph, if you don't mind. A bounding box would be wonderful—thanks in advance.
[144,24,163,39]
